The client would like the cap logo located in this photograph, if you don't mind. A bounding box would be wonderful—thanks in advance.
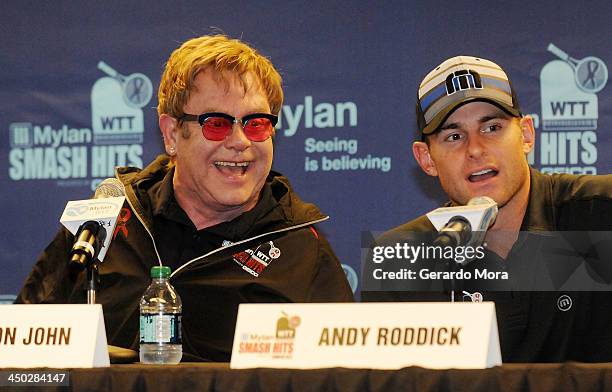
[445,69,483,95]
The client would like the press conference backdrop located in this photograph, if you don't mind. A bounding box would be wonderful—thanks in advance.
[2,1,611,299]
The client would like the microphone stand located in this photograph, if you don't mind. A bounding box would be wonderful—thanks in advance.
[69,220,105,305]
[432,236,462,303]
[86,262,99,304]
[449,257,457,303]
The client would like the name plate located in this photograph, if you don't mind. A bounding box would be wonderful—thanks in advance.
[0,304,109,368]
[231,302,501,369]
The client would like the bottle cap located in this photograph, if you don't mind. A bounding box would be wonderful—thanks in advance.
[150,265,171,279]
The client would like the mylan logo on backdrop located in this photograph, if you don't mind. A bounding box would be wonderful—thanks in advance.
[281,95,393,174]
[278,95,358,137]
[8,61,151,189]
[537,43,608,175]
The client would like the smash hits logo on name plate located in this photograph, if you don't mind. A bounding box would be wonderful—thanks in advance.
[8,62,150,190]
[238,312,300,358]
[538,43,608,175]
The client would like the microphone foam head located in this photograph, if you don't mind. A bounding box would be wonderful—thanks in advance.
[467,196,496,206]
[95,178,125,198]
[467,196,498,229]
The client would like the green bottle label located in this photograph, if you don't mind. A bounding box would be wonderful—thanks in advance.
[139,313,182,344]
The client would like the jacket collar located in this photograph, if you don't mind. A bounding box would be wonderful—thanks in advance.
[115,154,327,236]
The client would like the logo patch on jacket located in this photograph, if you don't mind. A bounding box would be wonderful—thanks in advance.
[229,241,280,277]
[113,208,132,240]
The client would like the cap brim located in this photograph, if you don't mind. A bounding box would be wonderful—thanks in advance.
[421,97,521,135]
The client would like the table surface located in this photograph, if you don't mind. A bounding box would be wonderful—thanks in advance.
[3,362,612,391]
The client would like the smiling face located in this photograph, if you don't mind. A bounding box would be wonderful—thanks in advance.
[413,101,535,212]
[159,68,274,228]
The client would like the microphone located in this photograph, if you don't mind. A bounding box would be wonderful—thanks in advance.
[69,178,125,268]
[429,196,498,248]
[433,215,472,248]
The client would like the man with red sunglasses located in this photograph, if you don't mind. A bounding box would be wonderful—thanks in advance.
[17,35,354,362]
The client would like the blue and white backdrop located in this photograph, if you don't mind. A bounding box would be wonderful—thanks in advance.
[2,1,611,299]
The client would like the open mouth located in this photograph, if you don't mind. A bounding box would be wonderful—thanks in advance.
[468,168,498,182]
[214,161,250,175]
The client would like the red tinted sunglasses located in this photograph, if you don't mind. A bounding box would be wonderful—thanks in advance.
[180,112,278,142]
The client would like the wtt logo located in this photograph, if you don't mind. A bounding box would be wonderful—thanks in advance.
[539,43,608,175]
[91,61,153,145]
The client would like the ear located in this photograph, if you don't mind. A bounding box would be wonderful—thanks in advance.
[159,114,179,156]
[519,115,535,154]
[412,141,438,176]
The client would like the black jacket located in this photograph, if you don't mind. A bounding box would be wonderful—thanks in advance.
[17,155,354,361]
[363,168,612,362]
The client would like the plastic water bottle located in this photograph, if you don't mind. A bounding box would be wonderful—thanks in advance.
[139,266,182,364]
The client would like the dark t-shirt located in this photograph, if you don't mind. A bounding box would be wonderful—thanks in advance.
[363,168,612,362]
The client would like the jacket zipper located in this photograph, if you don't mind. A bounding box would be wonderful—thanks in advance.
[122,183,329,278]
[170,216,330,278]
[122,184,164,266]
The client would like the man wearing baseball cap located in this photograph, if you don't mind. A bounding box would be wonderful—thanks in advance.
[413,56,531,260]
[365,56,612,362]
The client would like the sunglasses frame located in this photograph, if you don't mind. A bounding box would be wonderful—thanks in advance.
[179,112,278,142]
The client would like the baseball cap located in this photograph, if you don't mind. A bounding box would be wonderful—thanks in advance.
[416,56,522,135]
